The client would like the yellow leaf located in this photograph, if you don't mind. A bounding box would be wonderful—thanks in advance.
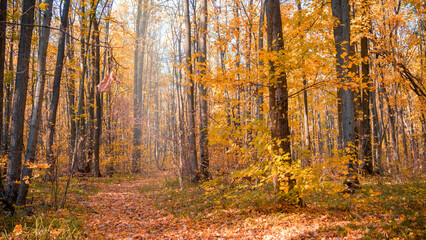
[37,163,50,169]
[39,2,49,11]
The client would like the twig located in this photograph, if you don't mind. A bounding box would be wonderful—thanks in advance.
[60,136,83,208]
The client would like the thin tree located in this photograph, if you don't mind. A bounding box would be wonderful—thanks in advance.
[184,0,198,181]
[0,0,7,193]
[77,2,89,172]
[93,19,102,178]
[360,0,373,174]
[45,0,71,181]
[296,0,311,167]
[16,0,54,205]
[5,0,36,203]
[0,0,7,157]
[132,0,143,172]
[199,0,209,179]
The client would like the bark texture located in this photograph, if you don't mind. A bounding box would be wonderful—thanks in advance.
[331,0,357,191]
[5,0,36,203]
[45,0,71,181]
[16,0,54,205]
[199,0,209,179]
[184,0,198,181]
[266,0,291,160]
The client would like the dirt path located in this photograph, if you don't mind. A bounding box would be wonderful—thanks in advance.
[81,173,356,239]
[82,173,187,239]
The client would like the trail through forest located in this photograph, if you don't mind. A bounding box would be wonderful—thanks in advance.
[81,172,361,240]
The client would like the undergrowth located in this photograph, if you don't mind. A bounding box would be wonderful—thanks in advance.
[156,173,425,239]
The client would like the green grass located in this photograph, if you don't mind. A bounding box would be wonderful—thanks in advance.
[0,176,93,239]
[152,177,216,219]
[305,175,425,239]
[1,206,85,239]
[2,172,423,239]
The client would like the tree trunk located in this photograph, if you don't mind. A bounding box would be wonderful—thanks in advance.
[199,0,209,180]
[16,0,54,205]
[360,35,373,174]
[0,0,7,155]
[256,0,265,120]
[371,78,382,173]
[132,0,142,172]
[184,0,198,182]
[0,0,7,194]
[77,3,88,172]
[132,0,149,173]
[5,0,36,203]
[296,0,311,167]
[331,0,357,191]
[66,19,77,159]
[266,0,291,159]
[45,0,71,181]
[266,0,292,194]
[93,19,102,178]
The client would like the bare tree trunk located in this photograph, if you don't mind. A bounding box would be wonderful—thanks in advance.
[371,74,382,173]
[132,0,149,173]
[360,34,373,174]
[199,0,209,180]
[2,26,14,152]
[0,0,7,193]
[132,0,142,172]
[266,0,292,194]
[266,0,291,159]
[66,19,77,159]
[93,19,101,178]
[256,0,265,120]
[0,0,7,156]
[331,0,357,191]
[77,3,88,172]
[296,0,311,167]
[176,32,186,186]
[16,0,54,205]
[184,0,198,182]
[5,0,36,203]
[87,27,96,173]
[45,0,71,181]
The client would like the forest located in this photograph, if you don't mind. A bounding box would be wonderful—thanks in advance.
[0,0,424,239]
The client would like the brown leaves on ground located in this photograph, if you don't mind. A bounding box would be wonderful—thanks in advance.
[80,172,364,240]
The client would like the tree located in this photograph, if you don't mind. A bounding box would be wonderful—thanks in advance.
[331,0,357,192]
[93,19,102,178]
[0,0,7,157]
[132,0,143,172]
[45,0,71,182]
[5,0,36,203]
[132,0,149,173]
[359,1,373,174]
[0,0,7,194]
[184,0,198,182]
[199,0,209,179]
[76,1,88,173]
[16,0,55,205]
[266,0,291,160]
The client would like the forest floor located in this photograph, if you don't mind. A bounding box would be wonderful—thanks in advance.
[81,171,338,239]
[1,171,424,239]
